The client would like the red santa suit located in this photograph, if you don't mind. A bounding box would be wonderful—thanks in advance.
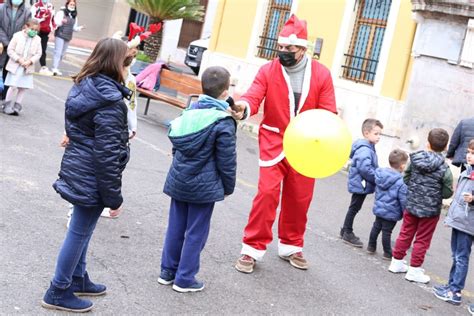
[239,16,337,261]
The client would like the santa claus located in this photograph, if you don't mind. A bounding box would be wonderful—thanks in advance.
[233,14,337,273]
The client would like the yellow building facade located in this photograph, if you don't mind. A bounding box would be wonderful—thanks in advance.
[201,0,417,165]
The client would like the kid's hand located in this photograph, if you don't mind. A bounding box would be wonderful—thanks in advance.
[229,101,246,120]
[60,135,70,147]
[109,205,122,217]
[462,193,473,203]
[18,58,25,65]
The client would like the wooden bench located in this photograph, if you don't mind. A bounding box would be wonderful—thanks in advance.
[136,68,202,115]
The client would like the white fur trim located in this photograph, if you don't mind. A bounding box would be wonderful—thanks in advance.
[241,243,266,261]
[259,151,286,167]
[278,36,308,47]
[296,58,312,114]
[280,65,295,118]
[261,124,280,133]
[278,241,302,257]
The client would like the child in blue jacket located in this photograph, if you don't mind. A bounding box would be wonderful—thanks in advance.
[367,149,408,260]
[158,66,237,293]
[341,118,383,247]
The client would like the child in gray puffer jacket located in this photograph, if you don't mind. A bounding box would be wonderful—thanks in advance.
[367,149,408,260]
[433,139,474,306]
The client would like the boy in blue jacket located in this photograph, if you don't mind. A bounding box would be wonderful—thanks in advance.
[341,118,383,247]
[367,149,408,260]
[158,66,237,293]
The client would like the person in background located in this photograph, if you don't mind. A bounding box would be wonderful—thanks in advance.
[31,0,56,75]
[447,117,474,173]
[0,0,32,100]
[52,0,83,76]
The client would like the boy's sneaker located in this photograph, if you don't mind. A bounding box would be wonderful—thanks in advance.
[157,269,175,285]
[468,304,474,315]
[235,254,256,274]
[433,284,450,292]
[279,252,308,270]
[172,281,204,293]
[71,272,107,296]
[366,245,376,254]
[388,257,408,273]
[433,288,462,306]
[405,266,430,283]
[342,232,363,248]
[382,253,392,261]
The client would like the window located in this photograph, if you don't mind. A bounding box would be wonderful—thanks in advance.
[342,0,392,85]
[257,0,293,60]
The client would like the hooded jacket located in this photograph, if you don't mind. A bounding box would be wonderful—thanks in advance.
[447,117,474,166]
[53,74,132,210]
[163,97,237,203]
[445,166,474,236]
[372,168,407,221]
[347,139,378,194]
[404,150,453,218]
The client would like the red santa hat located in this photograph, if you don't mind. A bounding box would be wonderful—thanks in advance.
[278,14,308,47]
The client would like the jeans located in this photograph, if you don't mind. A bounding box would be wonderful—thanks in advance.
[161,198,214,288]
[368,216,397,255]
[39,31,50,67]
[53,37,70,70]
[448,228,473,293]
[342,193,367,234]
[52,204,103,289]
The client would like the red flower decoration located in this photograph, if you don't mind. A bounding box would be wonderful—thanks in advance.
[148,23,162,34]
[139,31,152,42]
[128,23,145,41]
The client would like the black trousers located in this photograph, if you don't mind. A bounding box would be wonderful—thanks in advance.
[2,52,10,100]
[342,193,367,234]
[39,31,50,67]
[368,216,397,254]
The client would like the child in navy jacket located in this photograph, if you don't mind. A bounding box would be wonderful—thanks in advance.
[158,66,237,293]
[367,149,408,260]
[341,118,383,247]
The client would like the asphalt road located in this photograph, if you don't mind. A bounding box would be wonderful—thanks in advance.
[0,51,472,315]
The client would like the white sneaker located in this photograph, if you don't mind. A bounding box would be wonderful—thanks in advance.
[388,258,408,273]
[405,266,430,283]
[52,68,63,76]
[39,66,53,76]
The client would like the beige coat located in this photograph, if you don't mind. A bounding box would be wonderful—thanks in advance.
[6,31,42,75]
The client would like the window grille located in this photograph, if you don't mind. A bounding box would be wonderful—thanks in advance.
[257,0,293,60]
[342,0,392,85]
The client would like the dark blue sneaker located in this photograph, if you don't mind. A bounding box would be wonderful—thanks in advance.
[433,288,462,306]
[468,303,474,315]
[71,272,107,296]
[41,282,93,312]
[158,269,175,285]
[172,281,204,293]
[432,283,449,292]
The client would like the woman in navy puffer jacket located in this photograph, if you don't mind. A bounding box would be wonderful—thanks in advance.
[42,38,131,313]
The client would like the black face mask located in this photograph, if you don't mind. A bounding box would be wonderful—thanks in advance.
[278,51,297,67]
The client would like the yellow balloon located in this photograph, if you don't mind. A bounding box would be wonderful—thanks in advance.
[283,109,352,179]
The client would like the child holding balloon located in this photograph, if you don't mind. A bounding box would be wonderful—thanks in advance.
[340,118,383,247]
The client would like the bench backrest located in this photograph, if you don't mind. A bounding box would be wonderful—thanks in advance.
[160,69,202,96]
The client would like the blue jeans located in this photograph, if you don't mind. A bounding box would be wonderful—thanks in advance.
[449,228,473,293]
[52,204,103,289]
[161,198,214,288]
